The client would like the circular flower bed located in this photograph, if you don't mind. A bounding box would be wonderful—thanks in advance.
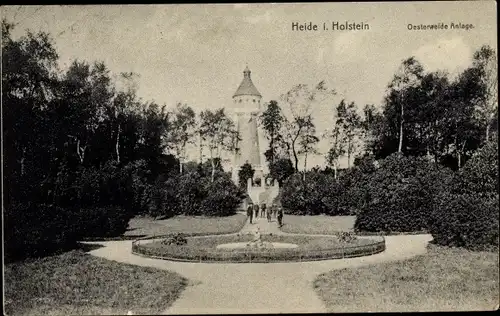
[132,233,385,263]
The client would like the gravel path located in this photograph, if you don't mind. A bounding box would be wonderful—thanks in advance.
[85,217,433,314]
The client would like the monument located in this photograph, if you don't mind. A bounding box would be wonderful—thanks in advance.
[231,66,264,185]
[231,66,280,207]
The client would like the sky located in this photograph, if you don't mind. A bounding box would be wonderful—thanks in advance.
[2,2,497,170]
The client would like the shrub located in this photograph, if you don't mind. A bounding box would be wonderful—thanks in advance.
[355,153,454,233]
[429,139,499,250]
[455,138,498,196]
[269,158,295,186]
[174,171,208,216]
[238,162,255,188]
[430,192,499,249]
[337,155,377,215]
[4,203,79,262]
[199,175,245,216]
[161,233,188,246]
[336,231,357,243]
[281,172,337,215]
[75,206,132,238]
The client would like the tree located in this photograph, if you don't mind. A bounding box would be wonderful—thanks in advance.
[387,57,425,153]
[297,117,319,179]
[325,129,345,179]
[260,100,285,164]
[3,19,60,203]
[281,81,336,171]
[109,71,140,164]
[238,162,255,188]
[471,45,498,142]
[336,100,362,168]
[442,68,483,169]
[169,103,196,173]
[199,108,239,182]
[61,61,116,165]
[269,158,295,186]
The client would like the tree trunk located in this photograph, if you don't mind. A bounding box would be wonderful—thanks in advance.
[334,163,338,180]
[179,160,183,174]
[270,137,275,164]
[210,159,215,182]
[458,140,467,169]
[76,139,85,164]
[292,145,299,172]
[398,95,404,153]
[20,147,26,176]
[347,139,351,169]
[199,132,203,164]
[303,152,308,181]
[116,123,121,164]
[486,124,490,142]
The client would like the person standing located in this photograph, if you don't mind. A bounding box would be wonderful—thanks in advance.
[272,203,278,219]
[253,203,259,219]
[260,203,267,218]
[266,205,272,222]
[247,202,254,224]
[277,206,284,227]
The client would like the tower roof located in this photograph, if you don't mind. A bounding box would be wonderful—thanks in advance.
[233,66,262,97]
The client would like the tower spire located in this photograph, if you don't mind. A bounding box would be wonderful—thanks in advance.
[244,65,251,78]
[233,65,261,97]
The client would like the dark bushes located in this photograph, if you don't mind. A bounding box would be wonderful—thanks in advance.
[354,153,454,233]
[430,193,498,249]
[75,206,131,238]
[281,172,338,215]
[4,203,79,262]
[430,139,499,249]
[200,176,246,216]
[148,170,245,218]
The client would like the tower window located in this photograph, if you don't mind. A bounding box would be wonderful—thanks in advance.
[253,99,256,102]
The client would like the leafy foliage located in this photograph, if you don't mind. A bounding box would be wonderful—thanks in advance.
[430,193,498,249]
[429,139,499,249]
[2,21,240,261]
[200,176,246,216]
[354,154,454,233]
[238,162,255,188]
[260,100,285,164]
[281,172,337,215]
[161,233,188,246]
[269,158,295,186]
[455,137,498,196]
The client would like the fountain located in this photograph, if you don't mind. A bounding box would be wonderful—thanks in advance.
[216,228,298,250]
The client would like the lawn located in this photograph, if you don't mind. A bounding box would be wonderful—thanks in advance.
[142,234,377,251]
[4,249,188,316]
[313,245,499,312]
[135,234,384,262]
[125,213,247,237]
[279,214,356,234]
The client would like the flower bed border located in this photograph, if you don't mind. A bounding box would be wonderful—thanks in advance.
[131,233,386,263]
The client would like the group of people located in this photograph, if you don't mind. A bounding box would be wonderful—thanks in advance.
[246,202,284,227]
